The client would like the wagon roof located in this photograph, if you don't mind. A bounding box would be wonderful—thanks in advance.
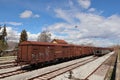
[20,41,99,48]
[20,41,72,46]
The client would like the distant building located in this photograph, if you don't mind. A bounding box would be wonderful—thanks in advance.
[51,39,68,44]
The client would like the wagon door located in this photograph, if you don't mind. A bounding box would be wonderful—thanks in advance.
[63,46,68,58]
[45,46,54,62]
[38,46,45,63]
[19,45,29,62]
[32,46,40,63]
[17,45,22,62]
[54,45,63,59]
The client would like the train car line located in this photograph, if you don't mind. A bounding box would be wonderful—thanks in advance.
[17,41,112,67]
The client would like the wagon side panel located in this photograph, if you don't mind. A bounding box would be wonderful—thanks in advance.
[27,45,32,62]
[54,45,63,59]
[45,45,55,62]
[21,45,29,61]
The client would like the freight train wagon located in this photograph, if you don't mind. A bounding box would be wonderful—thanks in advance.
[16,41,94,65]
[94,47,112,56]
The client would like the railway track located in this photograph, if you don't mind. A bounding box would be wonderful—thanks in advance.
[0,56,97,79]
[0,69,26,78]
[0,61,17,69]
[0,61,15,65]
[84,53,117,80]
[0,63,28,79]
[29,57,98,80]
[0,63,17,69]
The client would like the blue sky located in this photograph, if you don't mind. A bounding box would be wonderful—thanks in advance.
[0,0,120,46]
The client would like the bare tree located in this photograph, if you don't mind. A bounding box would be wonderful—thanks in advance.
[37,30,51,42]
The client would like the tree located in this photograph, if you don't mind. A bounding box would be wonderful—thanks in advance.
[0,25,7,41]
[19,29,28,43]
[37,30,51,42]
[0,25,2,30]
[0,24,8,56]
[2,24,7,37]
[2,24,7,45]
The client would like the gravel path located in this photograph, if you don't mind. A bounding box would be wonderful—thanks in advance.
[1,56,93,80]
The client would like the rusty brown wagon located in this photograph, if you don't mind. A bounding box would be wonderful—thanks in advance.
[16,41,112,65]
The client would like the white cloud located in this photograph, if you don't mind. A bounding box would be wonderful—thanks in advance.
[54,8,74,23]
[20,10,32,18]
[6,27,20,42]
[20,10,40,18]
[77,0,91,9]
[47,7,120,47]
[88,8,95,12]
[77,39,114,47]
[0,22,22,26]
[33,14,40,18]
[27,32,39,41]
[6,25,114,47]
[7,22,23,26]
[5,13,120,47]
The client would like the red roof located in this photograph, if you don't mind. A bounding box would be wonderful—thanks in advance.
[51,39,68,44]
